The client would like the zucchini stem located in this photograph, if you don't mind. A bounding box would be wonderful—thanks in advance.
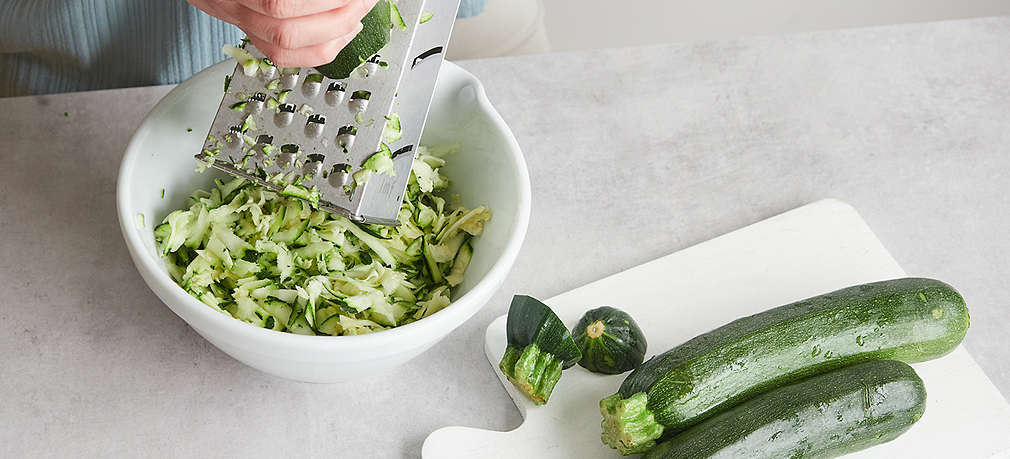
[586,320,606,339]
[499,343,564,405]
[600,392,664,455]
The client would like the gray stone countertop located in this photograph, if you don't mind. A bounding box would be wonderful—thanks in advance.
[1,16,1008,458]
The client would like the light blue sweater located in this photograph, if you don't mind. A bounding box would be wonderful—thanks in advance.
[0,0,485,97]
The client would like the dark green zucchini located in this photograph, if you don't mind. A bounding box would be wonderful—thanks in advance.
[643,359,926,459]
[315,1,392,79]
[573,306,647,374]
[499,295,581,405]
[601,277,968,455]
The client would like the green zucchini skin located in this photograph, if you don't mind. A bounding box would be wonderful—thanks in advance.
[574,306,648,374]
[504,296,582,369]
[499,295,581,405]
[643,360,927,459]
[601,277,967,454]
[315,1,392,79]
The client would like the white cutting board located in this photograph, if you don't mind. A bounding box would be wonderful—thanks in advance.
[423,199,1010,458]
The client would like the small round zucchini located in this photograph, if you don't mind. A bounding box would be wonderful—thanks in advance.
[573,306,648,375]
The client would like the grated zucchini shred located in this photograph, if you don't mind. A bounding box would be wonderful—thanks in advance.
[154,147,491,336]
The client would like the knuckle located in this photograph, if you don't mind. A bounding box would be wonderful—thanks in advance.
[265,21,299,49]
[259,0,293,18]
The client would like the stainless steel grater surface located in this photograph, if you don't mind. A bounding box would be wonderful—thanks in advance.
[195,0,461,225]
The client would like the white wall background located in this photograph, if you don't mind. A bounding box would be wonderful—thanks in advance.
[541,0,1010,52]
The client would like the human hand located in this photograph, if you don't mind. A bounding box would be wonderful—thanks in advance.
[187,0,379,67]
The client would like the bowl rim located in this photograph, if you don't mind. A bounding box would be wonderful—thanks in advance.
[116,60,531,352]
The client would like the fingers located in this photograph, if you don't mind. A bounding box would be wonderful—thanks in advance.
[186,0,239,24]
[247,21,363,67]
[189,0,379,68]
[236,0,354,19]
[235,0,375,50]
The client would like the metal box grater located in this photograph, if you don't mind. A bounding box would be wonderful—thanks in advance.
[195,0,461,225]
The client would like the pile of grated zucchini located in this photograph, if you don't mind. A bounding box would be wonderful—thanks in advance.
[154,147,491,336]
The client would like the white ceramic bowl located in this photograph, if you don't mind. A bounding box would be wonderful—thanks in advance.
[117,61,530,382]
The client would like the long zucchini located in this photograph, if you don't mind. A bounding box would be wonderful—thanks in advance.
[643,360,927,459]
[601,277,968,455]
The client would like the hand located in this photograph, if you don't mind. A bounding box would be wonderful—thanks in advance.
[187,0,379,67]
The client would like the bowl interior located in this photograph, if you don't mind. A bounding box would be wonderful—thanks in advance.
[120,60,528,322]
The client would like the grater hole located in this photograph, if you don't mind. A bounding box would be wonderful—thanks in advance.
[302,73,324,97]
[328,163,352,189]
[303,153,325,177]
[303,162,322,177]
[325,82,346,106]
[391,145,413,159]
[277,153,295,169]
[225,126,243,149]
[336,125,357,151]
[302,162,323,177]
[363,55,381,77]
[259,58,277,80]
[304,114,326,138]
[260,64,277,79]
[275,104,296,127]
[277,144,299,169]
[412,46,444,69]
[254,135,274,160]
[247,93,267,113]
[281,72,299,89]
[348,90,370,113]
